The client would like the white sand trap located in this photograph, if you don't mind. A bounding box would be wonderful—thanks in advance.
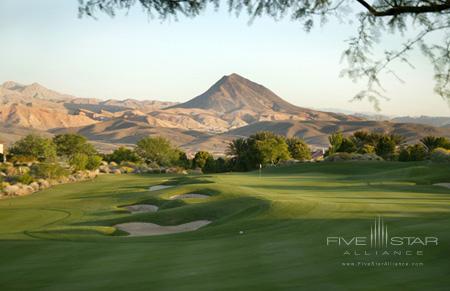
[124,204,159,213]
[149,185,174,191]
[115,220,211,236]
[434,183,450,189]
[170,193,210,200]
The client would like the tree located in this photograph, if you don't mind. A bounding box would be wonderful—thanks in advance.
[420,136,450,152]
[78,0,450,107]
[202,157,230,173]
[9,134,56,162]
[53,134,96,157]
[135,136,179,166]
[352,131,370,150]
[399,144,427,161]
[107,146,140,164]
[337,137,357,153]
[328,132,343,155]
[252,132,290,166]
[228,132,291,170]
[398,147,411,162]
[227,138,254,171]
[286,137,311,160]
[215,157,228,172]
[375,135,397,159]
[202,156,217,173]
[408,144,427,161]
[175,150,191,169]
[193,151,213,169]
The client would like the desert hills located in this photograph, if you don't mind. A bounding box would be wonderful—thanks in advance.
[1,74,449,155]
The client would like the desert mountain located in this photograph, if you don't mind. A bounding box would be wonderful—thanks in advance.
[391,116,450,128]
[2,76,449,155]
[51,117,210,148]
[0,81,177,130]
[226,120,450,147]
[171,73,353,122]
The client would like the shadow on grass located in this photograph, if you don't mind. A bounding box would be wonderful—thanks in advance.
[240,183,450,195]
[77,195,272,229]
[163,176,215,185]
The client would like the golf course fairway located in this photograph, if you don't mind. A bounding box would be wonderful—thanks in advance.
[0,162,449,290]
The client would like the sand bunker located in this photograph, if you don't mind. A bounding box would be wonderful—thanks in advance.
[170,193,210,199]
[434,183,450,189]
[149,185,174,191]
[115,220,211,236]
[124,204,159,213]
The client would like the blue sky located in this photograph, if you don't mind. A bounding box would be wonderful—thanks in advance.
[0,0,448,116]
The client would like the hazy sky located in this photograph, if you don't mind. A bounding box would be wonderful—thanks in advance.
[0,0,449,116]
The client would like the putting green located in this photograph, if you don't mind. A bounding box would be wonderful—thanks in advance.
[0,162,449,290]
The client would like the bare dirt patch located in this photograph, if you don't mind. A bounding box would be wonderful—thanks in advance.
[115,220,211,236]
[149,185,174,191]
[170,193,210,199]
[124,204,159,213]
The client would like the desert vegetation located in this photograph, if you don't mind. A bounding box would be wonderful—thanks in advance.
[2,130,450,198]
[324,131,450,162]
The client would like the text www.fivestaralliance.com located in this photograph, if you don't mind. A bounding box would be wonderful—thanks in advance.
[341,261,424,267]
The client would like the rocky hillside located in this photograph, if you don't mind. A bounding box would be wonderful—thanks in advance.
[0,81,177,130]
[1,76,448,155]
[172,73,354,121]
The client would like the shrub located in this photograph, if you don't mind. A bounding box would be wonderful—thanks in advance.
[358,144,375,154]
[119,166,135,173]
[69,153,89,171]
[430,148,450,163]
[86,155,103,170]
[325,152,383,162]
[31,163,68,179]
[8,155,36,164]
[15,173,34,185]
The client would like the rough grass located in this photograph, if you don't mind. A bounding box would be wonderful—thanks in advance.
[0,162,449,290]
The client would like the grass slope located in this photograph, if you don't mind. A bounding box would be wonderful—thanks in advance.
[0,162,449,290]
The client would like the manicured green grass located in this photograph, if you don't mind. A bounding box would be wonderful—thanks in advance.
[0,162,449,290]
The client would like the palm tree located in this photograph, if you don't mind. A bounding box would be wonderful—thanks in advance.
[226,138,247,158]
[420,136,446,152]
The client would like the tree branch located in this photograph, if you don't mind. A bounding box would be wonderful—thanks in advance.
[355,0,450,16]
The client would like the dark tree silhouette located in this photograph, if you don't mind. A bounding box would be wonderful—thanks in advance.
[78,0,450,109]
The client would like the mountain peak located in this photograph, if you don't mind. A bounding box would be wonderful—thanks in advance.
[1,81,24,91]
[172,73,303,114]
[224,73,243,79]
[220,73,250,83]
